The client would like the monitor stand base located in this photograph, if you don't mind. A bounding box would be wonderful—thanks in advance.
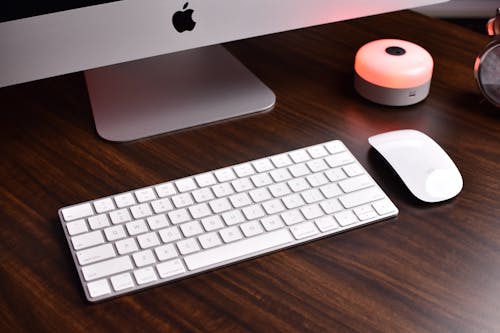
[85,45,276,142]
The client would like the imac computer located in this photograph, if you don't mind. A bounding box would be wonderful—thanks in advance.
[0,0,447,141]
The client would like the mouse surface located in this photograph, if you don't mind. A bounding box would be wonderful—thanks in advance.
[368,129,462,203]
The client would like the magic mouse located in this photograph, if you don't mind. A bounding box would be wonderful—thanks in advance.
[368,129,463,203]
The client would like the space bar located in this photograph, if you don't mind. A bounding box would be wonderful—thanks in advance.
[184,229,294,271]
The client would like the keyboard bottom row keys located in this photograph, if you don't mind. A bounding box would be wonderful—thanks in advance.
[290,222,319,239]
[82,256,133,281]
[157,259,186,278]
[184,229,294,271]
[134,267,157,285]
[87,279,111,298]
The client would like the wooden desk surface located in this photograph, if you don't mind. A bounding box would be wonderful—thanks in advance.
[1,11,499,333]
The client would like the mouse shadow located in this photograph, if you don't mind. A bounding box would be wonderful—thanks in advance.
[367,149,434,210]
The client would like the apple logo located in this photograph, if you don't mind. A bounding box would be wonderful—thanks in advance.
[172,2,196,33]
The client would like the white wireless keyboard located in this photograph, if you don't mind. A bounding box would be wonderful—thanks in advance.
[59,140,398,302]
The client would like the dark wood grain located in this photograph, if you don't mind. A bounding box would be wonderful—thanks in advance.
[1,10,499,333]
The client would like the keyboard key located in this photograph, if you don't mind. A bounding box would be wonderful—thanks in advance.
[209,198,232,213]
[307,145,329,158]
[214,168,236,182]
[219,226,243,243]
[290,221,319,239]
[269,183,291,197]
[154,244,178,261]
[135,188,156,203]
[175,177,197,193]
[229,193,252,208]
[76,243,116,265]
[251,173,273,187]
[87,279,111,298]
[334,211,358,226]
[88,214,110,230]
[270,168,293,182]
[289,150,311,163]
[133,250,156,267]
[82,256,133,281]
[315,216,339,232]
[301,189,324,204]
[343,163,365,177]
[201,216,224,231]
[177,238,200,255]
[126,219,148,236]
[71,230,104,250]
[320,198,343,214]
[212,183,234,197]
[192,188,215,203]
[306,159,328,173]
[114,193,136,208]
[288,178,310,192]
[372,199,398,215]
[184,229,293,271]
[232,178,254,192]
[104,225,126,241]
[281,194,305,209]
[111,273,134,291]
[133,267,158,285]
[198,232,222,249]
[242,204,265,220]
[137,232,161,249]
[115,238,138,255]
[262,199,286,214]
[289,163,310,177]
[147,214,170,230]
[188,203,211,219]
[172,193,194,208]
[93,198,115,214]
[195,173,217,187]
[353,205,378,220]
[155,183,176,197]
[62,203,93,222]
[151,198,173,213]
[339,175,374,193]
[253,159,274,172]
[109,209,131,224]
[66,219,88,236]
[222,209,245,226]
[324,141,345,154]
[300,204,324,220]
[240,221,264,237]
[180,221,204,237]
[261,215,285,231]
[157,259,186,278]
[233,163,255,177]
[339,187,385,208]
[320,183,342,198]
[325,152,355,168]
[271,154,293,168]
[249,188,272,203]
[306,173,329,187]
[168,208,191,224]
[159,226,182,243]
[281,209,304,225]
[325,168,347,182]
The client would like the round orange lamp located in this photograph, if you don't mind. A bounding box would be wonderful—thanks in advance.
[354,39,434,106]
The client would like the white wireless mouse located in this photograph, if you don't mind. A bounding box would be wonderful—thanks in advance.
[368,129,463,203]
